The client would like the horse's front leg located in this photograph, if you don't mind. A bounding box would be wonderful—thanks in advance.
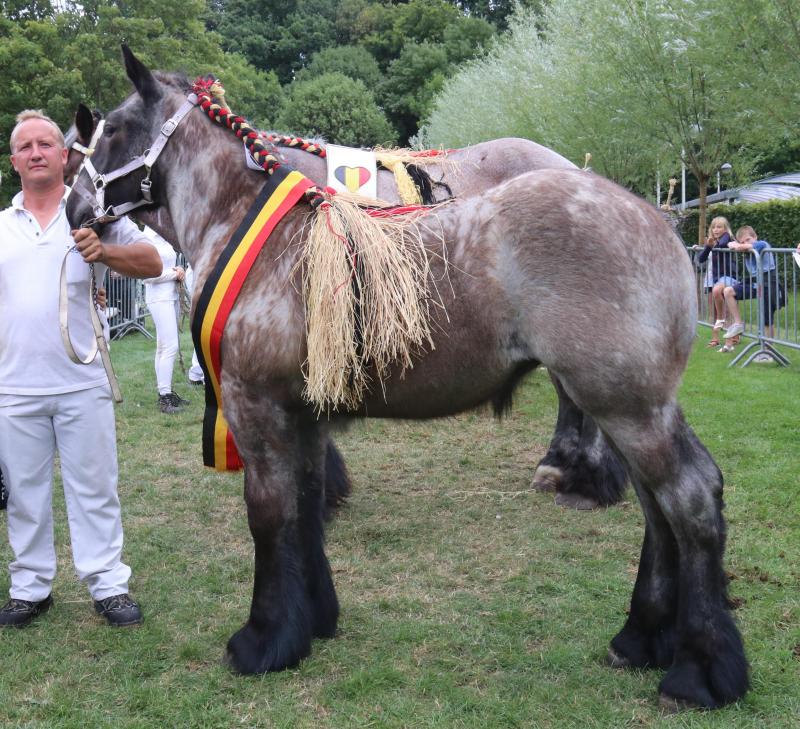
[224,403,333,673]
[532,374,628,509]
[295,418,339,639]
[226,457,311,673]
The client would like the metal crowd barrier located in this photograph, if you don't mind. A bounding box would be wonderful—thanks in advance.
[103,253,192,342]
[691,246,799,367]
[104,271,152,341]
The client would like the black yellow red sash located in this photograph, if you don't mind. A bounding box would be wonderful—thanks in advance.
[191,167,314,470]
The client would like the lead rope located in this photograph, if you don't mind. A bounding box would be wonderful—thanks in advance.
[59,116,123,403]
[58,247,123,402]
[175,277,190,375]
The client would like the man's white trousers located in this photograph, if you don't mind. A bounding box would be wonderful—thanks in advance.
[0,385,131,601]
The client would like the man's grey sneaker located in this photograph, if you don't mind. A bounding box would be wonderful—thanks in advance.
[94,593,143,627]
[0,595,53,628]
[159,392,183,414]
[187,375,205,387]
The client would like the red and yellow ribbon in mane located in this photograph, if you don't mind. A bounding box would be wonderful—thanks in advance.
[191,166,314,470]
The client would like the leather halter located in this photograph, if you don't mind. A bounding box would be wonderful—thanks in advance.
[75,94,198,223]
[69,118,105,161]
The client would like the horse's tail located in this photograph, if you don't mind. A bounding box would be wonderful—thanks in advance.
[323,440,352,521]
[406,163,449,204]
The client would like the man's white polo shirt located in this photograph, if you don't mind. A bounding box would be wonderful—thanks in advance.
[0,188,145,395]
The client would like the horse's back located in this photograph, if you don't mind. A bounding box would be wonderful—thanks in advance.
[364,167,695,414]
[445,137,577,197]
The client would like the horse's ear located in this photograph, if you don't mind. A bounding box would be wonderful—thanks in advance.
[121,44,162,105]
[75,103,95,142]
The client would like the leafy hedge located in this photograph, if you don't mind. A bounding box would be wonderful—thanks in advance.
[677,198,800,248]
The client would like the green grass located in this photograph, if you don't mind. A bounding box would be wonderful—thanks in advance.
[0,329,797,728]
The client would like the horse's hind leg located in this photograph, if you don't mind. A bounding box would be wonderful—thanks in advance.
[322,439,351,521]
[601,405,748,708]
[533,374,627,508]
[607,485,679,670]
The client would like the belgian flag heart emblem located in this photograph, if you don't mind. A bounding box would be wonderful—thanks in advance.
[334,165,371,192]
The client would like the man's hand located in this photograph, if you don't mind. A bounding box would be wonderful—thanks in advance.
[174,265,186,282]
[72,228,106,263]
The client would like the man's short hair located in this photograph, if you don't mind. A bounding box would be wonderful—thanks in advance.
[10,110,65,153]
[736,225,757,240]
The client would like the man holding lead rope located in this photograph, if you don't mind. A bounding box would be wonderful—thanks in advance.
[0,110,160,628]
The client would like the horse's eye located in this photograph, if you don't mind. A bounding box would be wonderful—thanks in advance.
[103,124,115,137]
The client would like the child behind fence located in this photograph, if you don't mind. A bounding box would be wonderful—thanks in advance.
[695,216,738,347]
[717,226,784,353]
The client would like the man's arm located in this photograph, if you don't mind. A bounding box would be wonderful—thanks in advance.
[72,227,162,278]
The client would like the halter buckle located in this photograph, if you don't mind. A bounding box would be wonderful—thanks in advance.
[161,119,178,137]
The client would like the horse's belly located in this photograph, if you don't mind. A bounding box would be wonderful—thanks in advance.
[357,342,531,419]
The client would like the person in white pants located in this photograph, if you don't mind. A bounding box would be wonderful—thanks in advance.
[142,227,188,413]
[0,110,161,628]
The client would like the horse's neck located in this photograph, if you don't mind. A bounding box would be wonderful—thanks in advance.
[161,133,262,275]
[137,208,180,249]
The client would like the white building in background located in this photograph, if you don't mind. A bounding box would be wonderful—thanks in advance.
[685,171,800,208]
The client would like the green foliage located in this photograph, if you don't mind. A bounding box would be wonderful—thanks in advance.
[206,0,298,81]
[678,198,800,249]
[379,41,449,143]
[0,0,55,20]
[452,0,548,31]
[442,15,495,66]
[276,72,396,147]
[204,0,496,145]
[393,0,461,46]
[214,54,284,127]
[295,44,383,91]
[211,0,341,84]
[421,0,799,201]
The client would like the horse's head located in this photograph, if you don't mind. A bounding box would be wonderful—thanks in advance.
[66,45,193,232]
[66,100,183,251]
[64,104,103,185]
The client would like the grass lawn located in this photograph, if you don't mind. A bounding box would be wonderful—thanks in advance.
[0,328,797,728]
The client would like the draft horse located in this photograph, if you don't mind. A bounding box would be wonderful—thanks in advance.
[66,48,749,709]
[65,106,626,511]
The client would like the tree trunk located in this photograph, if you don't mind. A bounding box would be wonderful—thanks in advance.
[696,173,709,244]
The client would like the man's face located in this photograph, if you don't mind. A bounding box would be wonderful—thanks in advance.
[10,118,67,189]
[737,232,756,246]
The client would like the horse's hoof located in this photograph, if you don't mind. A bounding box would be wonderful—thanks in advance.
[658,694,701,713]
[225,622,310,675]
[555,492,600,510]
[532,465,561,493]
[606,647,631,669]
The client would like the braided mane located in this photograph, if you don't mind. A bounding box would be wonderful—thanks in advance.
[192,78,291,176]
